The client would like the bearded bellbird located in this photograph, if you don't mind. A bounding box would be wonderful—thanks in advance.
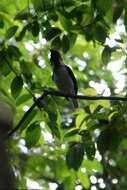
[50,49,78,108]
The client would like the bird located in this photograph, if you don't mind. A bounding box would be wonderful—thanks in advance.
[50,49,78,108]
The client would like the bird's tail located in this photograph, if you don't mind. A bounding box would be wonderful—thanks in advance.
[70,98,78,109]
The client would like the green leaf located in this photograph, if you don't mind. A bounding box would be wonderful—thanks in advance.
[84,88,97,96]
[32,0,45,12]
[94,22,108,43]
[97,127,120,153]
[64,128,79,137]
[20,60,32,83]
[78,170,90,189]
[97,100,110,109]
[96,0,113,14]
[81,6,94,26]
[20,109,38,132]
[16,26,27,41]
[66,143,84,171]
[56,11,73,31]
[83,159,103,175]
[68,32,77,48]
[0,19,4,28]
[51,36,61,50]
[43,97,61,138]
[32,0,53,12]
[76,114,86,129]
[113,5,123,23]
[5,25,18,39]
[25,123,41,148]
[7,45,22,60]
[85,141,96,160]
[93,159,103,175]
[62,34,70,53]
[16,93,32,106]
[75,109,88,129]
[15,10,30,20]
[31,21,40,37]
[82,159,94,174]
[11,76,23,98]
[43,27,61,41]
[102,46,112,65]
[63,174,76,190]
[81,130,96,160]
[0,50,11,76]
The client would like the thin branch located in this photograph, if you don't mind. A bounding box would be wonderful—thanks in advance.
[7,103,36,138]
[6,92,47,139]
[45,90,127,101]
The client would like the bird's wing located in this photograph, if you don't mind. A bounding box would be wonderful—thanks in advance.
[65,65,78,94]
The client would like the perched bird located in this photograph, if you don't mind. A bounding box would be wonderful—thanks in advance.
[50,49,78,108]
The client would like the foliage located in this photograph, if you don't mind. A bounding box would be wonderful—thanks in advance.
[0,0,127,189]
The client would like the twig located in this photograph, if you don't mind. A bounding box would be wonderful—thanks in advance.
[6,91,47,139]
[7,103,36,138]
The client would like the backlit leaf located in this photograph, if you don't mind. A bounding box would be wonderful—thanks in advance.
[25,123,41,148]
[78,170,90,189]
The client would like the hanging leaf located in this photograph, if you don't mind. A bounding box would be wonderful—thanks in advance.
[78,170,90,189]
[7,45,22,60]
[16,26,27,41]
[68,32,77,48]
[56,11,73,31]
[43,97,61,138]
[113,5,123,23]
[102,45,112,65]
[11,76,23,98]
[20,109,38,132]
[25,123,41,148]
[66,142,84,171]
[31,21,40,37]
[94,22,108,43]
[97,127,120,154]
[81,130,96,160]
[20,60,32,83]
[0,50,10,76]
[96,0,113,14]
[43,27,61,41]
[62,34,70,53]
[5,25,18,39]
[15,10,31,20]
[0,19,4,28]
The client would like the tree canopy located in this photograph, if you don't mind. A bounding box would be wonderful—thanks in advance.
[0,0,127,189]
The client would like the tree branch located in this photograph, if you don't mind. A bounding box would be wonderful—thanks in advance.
[45,90,127,101]
[7,103,36,138]
[5,90,127,140]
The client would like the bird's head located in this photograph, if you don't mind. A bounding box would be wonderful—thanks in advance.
[50,49,62,65]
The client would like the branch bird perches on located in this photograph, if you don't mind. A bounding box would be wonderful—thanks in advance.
[5,89,127,140]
